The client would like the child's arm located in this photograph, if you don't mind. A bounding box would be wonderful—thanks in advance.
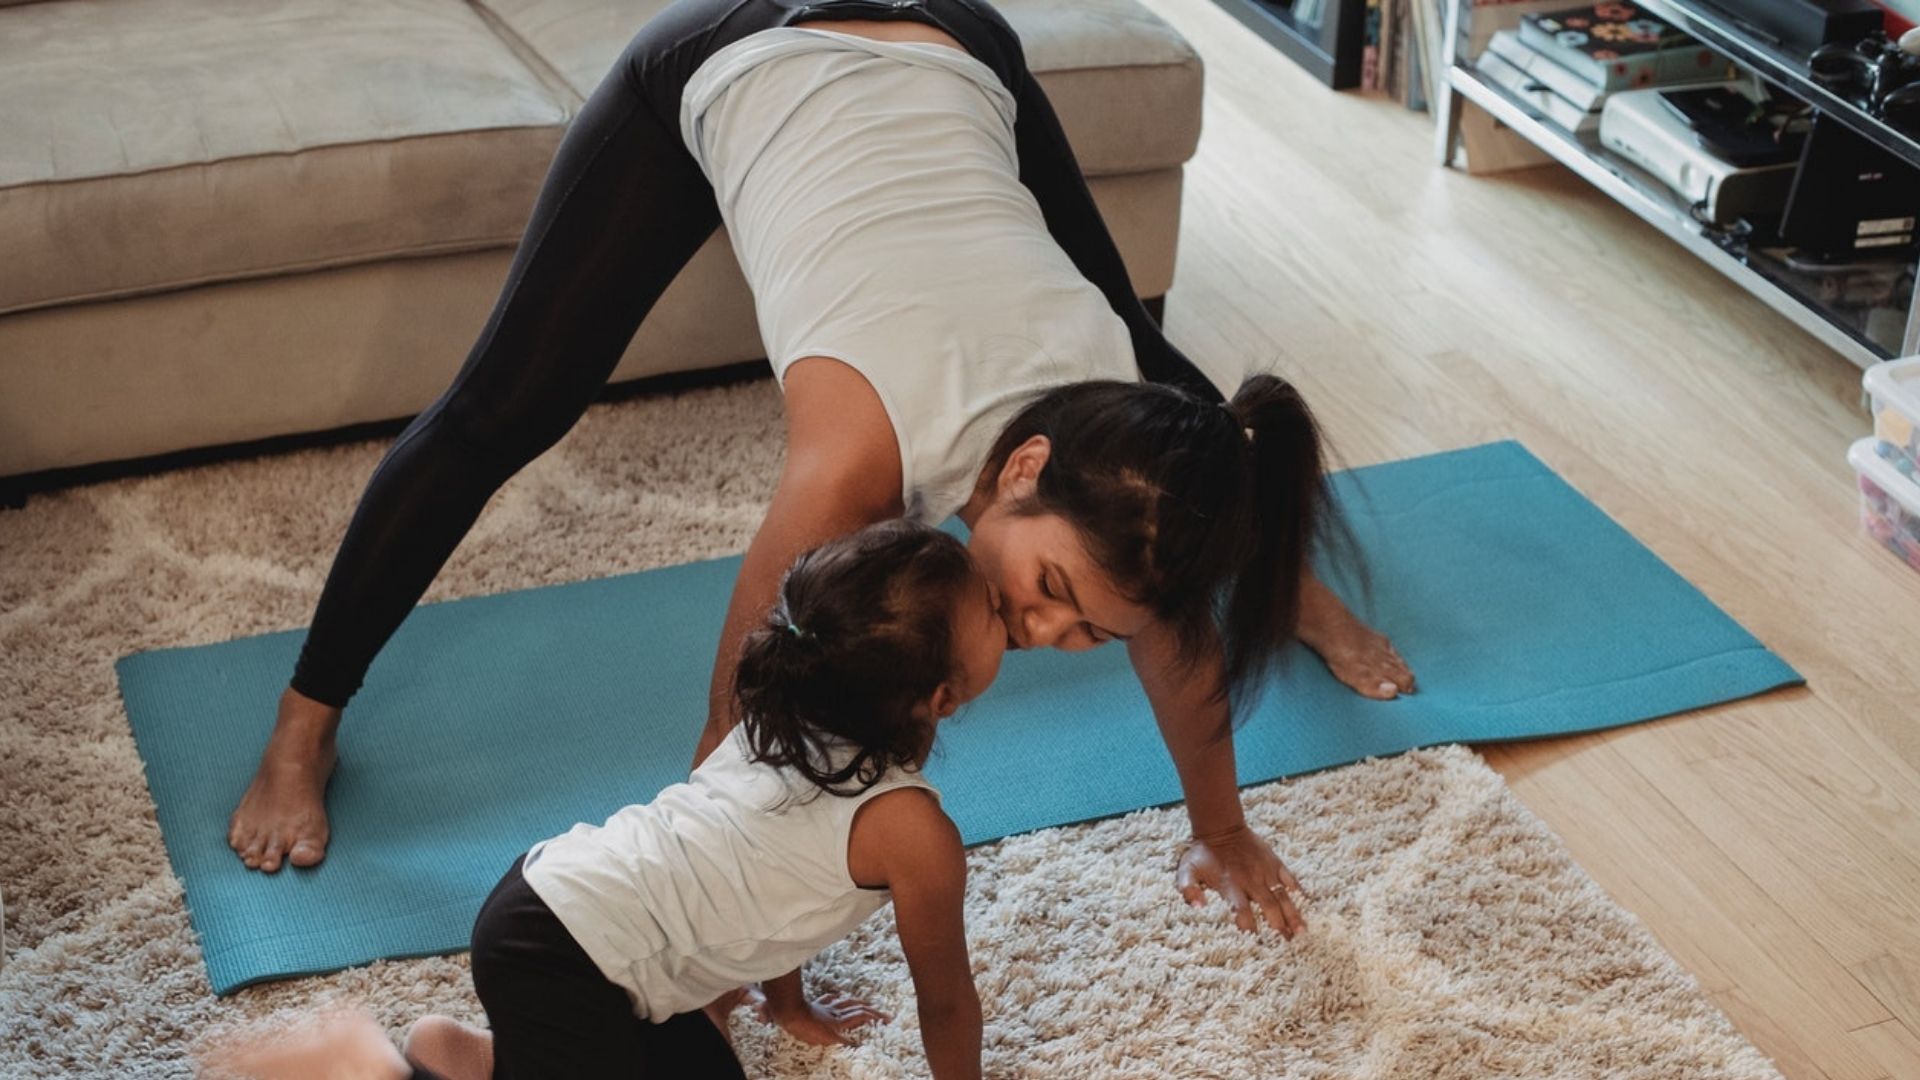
[754,967,891,1045]
[853,788,981,1080]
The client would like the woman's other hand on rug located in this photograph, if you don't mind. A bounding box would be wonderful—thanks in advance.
[1179,825,1307,938]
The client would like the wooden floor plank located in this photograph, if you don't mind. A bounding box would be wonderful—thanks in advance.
[1483,737,1890,1080]
[1851,1017,1920,1079]
[1618,709,1920,970]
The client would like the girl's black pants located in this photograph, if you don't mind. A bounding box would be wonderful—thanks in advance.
[290,0,1218,708]
[408,856,747,1079]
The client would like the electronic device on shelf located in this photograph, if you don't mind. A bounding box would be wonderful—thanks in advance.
[1601,82,1804,223]
[1706,0,1881,52]
[1807,30,1920,127]
[1659,85,1811,162]
[1779,111,1920,257]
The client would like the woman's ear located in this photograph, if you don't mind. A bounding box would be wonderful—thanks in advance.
[993,435,1052,502]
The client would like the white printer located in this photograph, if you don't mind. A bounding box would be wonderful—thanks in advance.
[1599,83,1801,226]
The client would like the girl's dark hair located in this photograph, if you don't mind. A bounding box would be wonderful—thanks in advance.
[979,374,1348,721]
[735,519,979,796]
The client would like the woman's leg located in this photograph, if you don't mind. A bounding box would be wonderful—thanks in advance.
[293,63,723,709]
[229,9,738,872]
[470,859,747,1079]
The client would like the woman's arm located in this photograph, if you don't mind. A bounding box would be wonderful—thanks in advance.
[693,358,905,767]
[1008,70,1220,402]
[1127,620,1306,937]
[861,790,982,1080]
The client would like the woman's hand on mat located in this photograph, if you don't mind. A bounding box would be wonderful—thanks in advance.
[1179,825,1307,938]
[753,987,892,1046]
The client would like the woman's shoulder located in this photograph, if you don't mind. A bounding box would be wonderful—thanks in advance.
[781,356,906,518]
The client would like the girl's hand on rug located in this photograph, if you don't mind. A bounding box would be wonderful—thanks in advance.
[756,988,892,1046]
[1179,825,1307,939]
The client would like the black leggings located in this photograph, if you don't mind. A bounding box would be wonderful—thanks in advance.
[408,856,746,1080]
[291,0,1219,707]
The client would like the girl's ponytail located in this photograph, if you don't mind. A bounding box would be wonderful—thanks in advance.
[734,521,977,796]
[733,613,841,784]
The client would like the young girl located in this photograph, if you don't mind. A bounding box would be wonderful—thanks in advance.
[218,520,1004,1079]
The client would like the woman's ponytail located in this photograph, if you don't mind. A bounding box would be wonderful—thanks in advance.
[978,372,1350,722]
[1219,374,1339,703]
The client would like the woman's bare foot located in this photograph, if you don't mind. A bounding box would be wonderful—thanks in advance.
[202,1007,408,1080]
[228,687,341,872]
[403,1015,493,1080]
[1296,575,1416,700]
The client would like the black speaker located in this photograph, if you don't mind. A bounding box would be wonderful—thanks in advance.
[1780,112,1920,258]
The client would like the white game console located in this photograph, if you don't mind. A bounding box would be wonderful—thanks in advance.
[1599,84,1800,226]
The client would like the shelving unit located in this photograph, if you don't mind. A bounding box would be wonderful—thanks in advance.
[1209,0,1366,88]
[1431,0,1920,369]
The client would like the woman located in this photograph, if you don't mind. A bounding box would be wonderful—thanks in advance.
[226,0,1416,938]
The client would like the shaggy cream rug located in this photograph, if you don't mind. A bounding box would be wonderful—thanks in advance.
[0,381,1781,1078]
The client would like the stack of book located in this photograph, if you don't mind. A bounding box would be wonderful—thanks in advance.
[1362,0,1444,108]
[1471,3,1732,137]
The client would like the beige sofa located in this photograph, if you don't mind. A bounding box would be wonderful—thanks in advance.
[0,0,1203,488]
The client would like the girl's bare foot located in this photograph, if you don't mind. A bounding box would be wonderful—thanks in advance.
[403,1015,493,1080]
[228,687,341,872]
[202,1007,408,1080]
[1296,575,1416,700]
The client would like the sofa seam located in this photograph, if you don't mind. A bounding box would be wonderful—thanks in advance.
[1032,54,1202,76]
[0,125,567,194]
[462,0,590,115]
[0,59,1197,193]
[0,162,1186,317]
[0,237,526,319]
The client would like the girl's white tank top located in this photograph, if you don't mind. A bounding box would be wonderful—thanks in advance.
[521,724,939,1021]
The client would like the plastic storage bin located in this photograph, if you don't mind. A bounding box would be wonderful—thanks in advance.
[1850,437,1920,573]
[1863,357,1920,489]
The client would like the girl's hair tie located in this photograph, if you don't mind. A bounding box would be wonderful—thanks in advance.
[786,622,806,639]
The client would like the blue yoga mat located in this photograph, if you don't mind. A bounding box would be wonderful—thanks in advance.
[118,441,1800,994]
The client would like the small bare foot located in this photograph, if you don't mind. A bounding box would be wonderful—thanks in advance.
[403,1015,493,1080]
[202,1007,409,1080]
[228,687,341,873]
[1296,576,1416,700]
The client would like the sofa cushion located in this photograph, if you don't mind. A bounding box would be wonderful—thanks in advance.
[471,0,1203,175]
[0,0,571,315]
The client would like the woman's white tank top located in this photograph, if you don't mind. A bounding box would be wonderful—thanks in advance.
[521,725,939,1021]
[680,28,1138,523]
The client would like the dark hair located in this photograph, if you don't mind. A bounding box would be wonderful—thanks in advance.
[979,374,1347,719]
[735,519,980,796]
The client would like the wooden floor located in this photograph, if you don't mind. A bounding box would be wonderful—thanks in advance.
[1140,0,1920,1075]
